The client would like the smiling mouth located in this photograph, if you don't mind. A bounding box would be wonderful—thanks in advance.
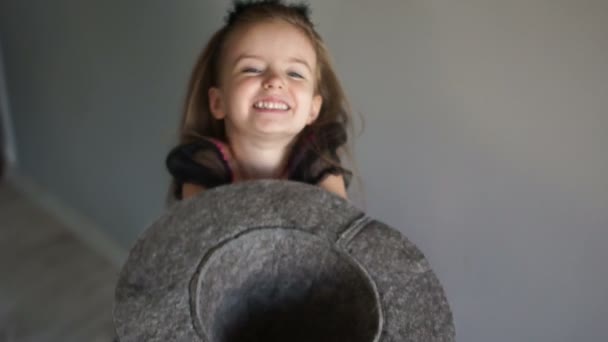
[252,101,291,111]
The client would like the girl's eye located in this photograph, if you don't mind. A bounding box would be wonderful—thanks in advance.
[288,71,304,79]
[243,67,261,73]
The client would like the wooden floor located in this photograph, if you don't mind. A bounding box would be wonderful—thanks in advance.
[0,181,118,341]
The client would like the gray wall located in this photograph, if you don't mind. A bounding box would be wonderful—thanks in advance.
[1,0,607,341]
[0,0,226,244]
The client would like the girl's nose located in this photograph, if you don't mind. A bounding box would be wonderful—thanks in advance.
[262,72,284,90]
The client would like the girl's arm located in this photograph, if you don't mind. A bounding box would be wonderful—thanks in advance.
[318,174,348,199]
[182,182,205,199]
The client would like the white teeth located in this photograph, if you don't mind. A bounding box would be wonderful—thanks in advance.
[254,101,289,110]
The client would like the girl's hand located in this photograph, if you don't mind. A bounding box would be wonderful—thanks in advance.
[318,174,348,199]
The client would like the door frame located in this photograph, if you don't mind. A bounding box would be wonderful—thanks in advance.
[0,38,17,180]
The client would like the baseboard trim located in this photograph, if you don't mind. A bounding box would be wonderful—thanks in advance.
[6,171,127,268]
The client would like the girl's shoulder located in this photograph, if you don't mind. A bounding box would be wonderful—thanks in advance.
[201,137,232,165]
[287,128,352,189]
[166,137,234,197]
[166,136,230,168]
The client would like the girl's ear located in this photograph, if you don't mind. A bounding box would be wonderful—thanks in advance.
[307,94,323,125]
[208,87,226,119]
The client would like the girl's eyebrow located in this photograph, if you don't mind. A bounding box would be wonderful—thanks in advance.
[233,53,312,72]
[288,57,313,73]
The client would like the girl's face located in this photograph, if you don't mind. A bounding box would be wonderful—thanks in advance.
[208,20,322,141]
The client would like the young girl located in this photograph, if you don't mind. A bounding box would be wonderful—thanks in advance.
[165,0,356,203]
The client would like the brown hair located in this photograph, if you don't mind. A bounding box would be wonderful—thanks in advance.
[167,0,363,204]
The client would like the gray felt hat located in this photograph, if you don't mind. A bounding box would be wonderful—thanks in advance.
[113,180,455,341]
